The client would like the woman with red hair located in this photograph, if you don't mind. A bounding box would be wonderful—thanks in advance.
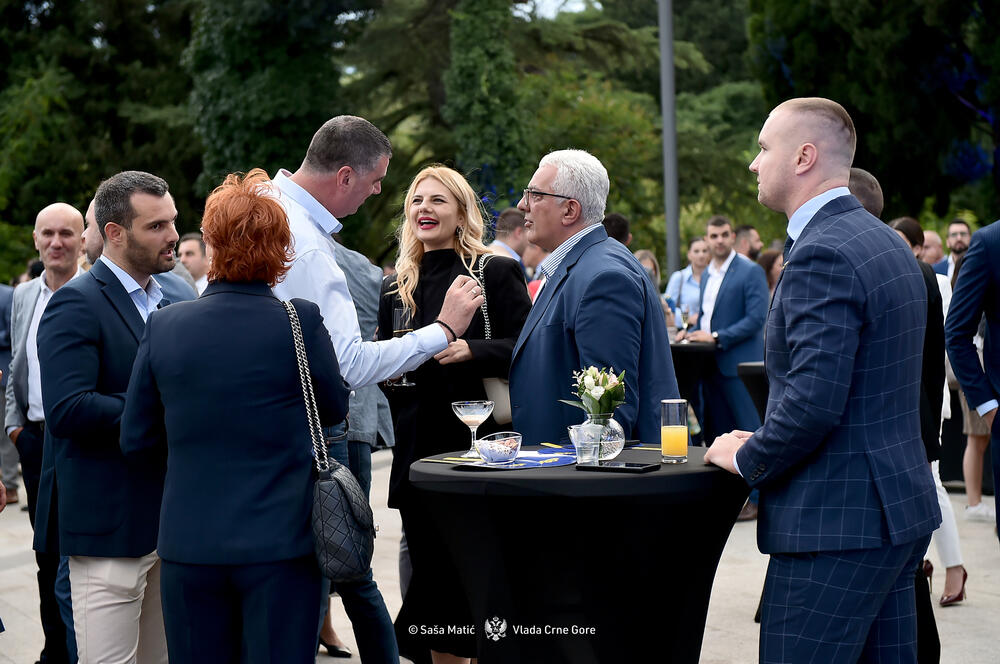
[121,169,350,664]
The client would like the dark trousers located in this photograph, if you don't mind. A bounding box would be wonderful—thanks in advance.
[161,556,321,664]
[319,427,398,664]
[19,423,70,664]
[760,535,930,664]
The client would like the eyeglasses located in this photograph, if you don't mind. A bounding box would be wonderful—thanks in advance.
[947,231,970,238]
[521,188,574,209]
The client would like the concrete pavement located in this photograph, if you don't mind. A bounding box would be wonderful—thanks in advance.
[2,449,996,663]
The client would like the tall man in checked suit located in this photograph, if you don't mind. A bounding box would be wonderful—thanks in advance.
[946,220,1000,543]
[35,171,179,664]
[706,98,940,662]
[509,149,679,445]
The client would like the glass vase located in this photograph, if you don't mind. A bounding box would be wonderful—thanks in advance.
[584,413,626,460]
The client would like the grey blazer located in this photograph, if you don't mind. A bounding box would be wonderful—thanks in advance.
[5,277,43,430]
[335,243,394,448]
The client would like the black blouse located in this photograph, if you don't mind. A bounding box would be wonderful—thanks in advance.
[378,249,531,507]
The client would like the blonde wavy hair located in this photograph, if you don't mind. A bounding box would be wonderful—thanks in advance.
[392,165,492,313]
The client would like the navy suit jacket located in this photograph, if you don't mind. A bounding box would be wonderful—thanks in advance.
[932,257,949,276]
[735,195,940,554]
[120,282,349,565]
[155,269,197,304]
[0,284,12,388]
[34,259,169,557]
[698,254,768,376]
[509,226,679,445]
[946,221,1000,415]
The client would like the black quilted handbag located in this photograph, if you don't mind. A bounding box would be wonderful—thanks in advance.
[283,301,376,583]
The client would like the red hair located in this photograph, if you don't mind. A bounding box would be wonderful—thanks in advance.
[202,169,293,286]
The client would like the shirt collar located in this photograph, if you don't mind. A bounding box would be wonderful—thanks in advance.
[491,239,520,261]
[786,186,852,241]
[39,266,85,295]
[537,223,603,279]
[273,169,342,235]
[98,255,163,300]
[708,249,737,277]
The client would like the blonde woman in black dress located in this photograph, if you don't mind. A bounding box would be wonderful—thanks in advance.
[379,165,530,664]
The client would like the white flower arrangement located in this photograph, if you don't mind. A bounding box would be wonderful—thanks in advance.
[559,366,626,415]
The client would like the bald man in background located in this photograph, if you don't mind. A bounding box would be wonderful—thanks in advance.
[6,203,85,664]
[922,230,944,265]
[707,98,940,662]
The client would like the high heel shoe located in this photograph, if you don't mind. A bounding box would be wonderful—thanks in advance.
[922,559,933,592]
[939,567,968,607]
[318,636,353,658]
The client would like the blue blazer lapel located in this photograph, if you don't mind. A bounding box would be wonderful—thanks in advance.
[512,227,607,361]
[90,260,145,343]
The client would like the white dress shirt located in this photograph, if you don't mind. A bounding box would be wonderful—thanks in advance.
[25,268,85,423]
[269,170,447,389]
[194,275,208,295]
[699,249,737,333]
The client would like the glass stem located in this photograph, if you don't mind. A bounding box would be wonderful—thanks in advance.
[469,425,479,452]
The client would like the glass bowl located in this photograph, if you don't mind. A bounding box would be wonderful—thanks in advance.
[474,432,522,465]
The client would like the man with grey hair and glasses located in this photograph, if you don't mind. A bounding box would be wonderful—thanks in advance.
[508,149,679,446]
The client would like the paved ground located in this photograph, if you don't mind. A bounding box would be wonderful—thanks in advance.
[1,449,996,663]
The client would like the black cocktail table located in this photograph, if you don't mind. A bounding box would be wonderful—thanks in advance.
[408,446,749,663]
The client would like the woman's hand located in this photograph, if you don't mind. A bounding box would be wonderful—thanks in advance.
[434,339,473,364]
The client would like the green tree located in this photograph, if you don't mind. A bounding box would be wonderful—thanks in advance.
[184,0,375,195]
[0,0,202,282]
[442,0,528,206]
[748,0,999,219]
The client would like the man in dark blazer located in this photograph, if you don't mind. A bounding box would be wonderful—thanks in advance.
[678,215,768,443]
[706,98,940,662]
[35,171,179,664]
[509,149,679,445]
[946,220,1000,543]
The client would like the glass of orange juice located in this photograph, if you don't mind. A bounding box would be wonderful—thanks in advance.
[661,399,688,464]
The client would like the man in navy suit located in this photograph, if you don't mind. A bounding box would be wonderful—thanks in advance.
[946,221,1000,543]
[36,171,179,664]
[509,149,679,445]
[677,215,768,444]
[933,219,971,279]
[706,98,940,662]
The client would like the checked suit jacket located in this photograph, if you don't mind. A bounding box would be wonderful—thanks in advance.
[735,194,940,554]
[32,259,168,557]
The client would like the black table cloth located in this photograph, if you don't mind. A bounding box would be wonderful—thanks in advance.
[408,446,749,663]
[670,341,716,444]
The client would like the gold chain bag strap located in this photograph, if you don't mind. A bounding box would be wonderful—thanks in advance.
[474,254,513,424]
[283,301,375,582]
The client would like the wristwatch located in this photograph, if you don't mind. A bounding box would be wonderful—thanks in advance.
[711,331,719,343]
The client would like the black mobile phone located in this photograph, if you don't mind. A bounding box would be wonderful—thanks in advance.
[575,461,659,474]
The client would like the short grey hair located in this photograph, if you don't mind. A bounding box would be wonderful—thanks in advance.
[302,115,392,176]
[94,171,170,238]
[539,149,609,225]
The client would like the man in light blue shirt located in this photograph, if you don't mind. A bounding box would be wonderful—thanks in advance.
[270,115,483,663]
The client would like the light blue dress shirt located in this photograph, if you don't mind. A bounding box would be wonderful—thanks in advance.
[98,256,163,322]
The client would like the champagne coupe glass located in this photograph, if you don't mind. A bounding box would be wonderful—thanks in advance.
[451,400,495,458]
[680,304,690,331]
[392,307,416,387]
